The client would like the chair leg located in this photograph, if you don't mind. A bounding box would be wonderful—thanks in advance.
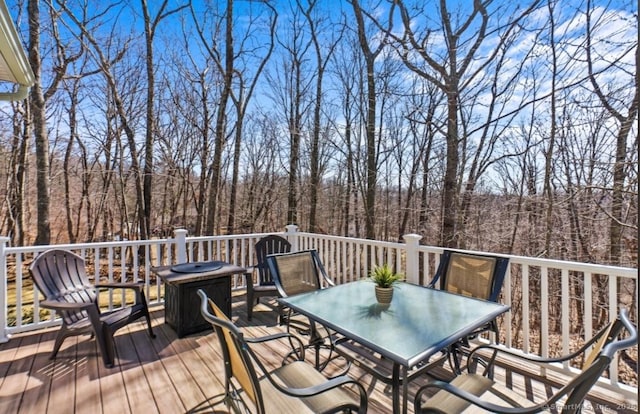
[140,291,156,338]
[84,307,114,368]
[144,310,155,338]
[99,325,118,368]
[50,326,70,359]
[136,291,155,338]
[247,290,254,321]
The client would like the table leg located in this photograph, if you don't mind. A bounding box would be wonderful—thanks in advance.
[391,363,409,414]
[392,363,400,414]
[401,365,409,414]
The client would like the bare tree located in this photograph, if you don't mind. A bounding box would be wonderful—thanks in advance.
[296,0,343,232]
[348,0,393,240]
[388,0,541,247]
[1,99,30,246]
[140,0,188,240]
[53,0,151,241]
[190,1,235,235]
[27,0,49,245]
[585,0,639,265]
[263,2,315,226]
[226,2,277,234]
[330,27,364,237]
[30,0,82,244]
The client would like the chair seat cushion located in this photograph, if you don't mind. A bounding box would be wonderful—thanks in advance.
[260,361,360,413]
[420,373,548,413]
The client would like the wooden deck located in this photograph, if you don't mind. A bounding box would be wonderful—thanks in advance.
[0,292,635,414]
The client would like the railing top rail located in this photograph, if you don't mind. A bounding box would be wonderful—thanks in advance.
[184,232,285,242]
[412,245,637,278]
[4,238,174,254]
[295,232,637,278]
[297,231,424,249]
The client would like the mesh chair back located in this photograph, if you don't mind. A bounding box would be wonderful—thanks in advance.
[254,235,291,285]
[445,253,496,300]
[268,250,323,297]
[430,250,509,303]
[204,296,261,408]
[29,249,97,325]
[564,309,635,412]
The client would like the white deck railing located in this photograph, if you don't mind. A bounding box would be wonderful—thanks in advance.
[0,226,636,398]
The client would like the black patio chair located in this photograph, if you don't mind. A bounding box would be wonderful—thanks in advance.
[414,308,637,414]
[197,289,368,414]
[244,234,291,320]
[266,249,336,370]
[428,250,510,373]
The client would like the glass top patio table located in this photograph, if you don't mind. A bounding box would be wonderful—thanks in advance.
[278,279,510,414]
[279,279,509,367]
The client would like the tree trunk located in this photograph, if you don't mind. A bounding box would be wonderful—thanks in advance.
[206,0,234,235]
[29,0,50,245]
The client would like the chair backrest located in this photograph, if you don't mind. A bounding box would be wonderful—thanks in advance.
[562,309,637,413]
[29,249,97,325]
[197,290,265,412]
[254,235,291,286]
[430,250,509,302]
[266,250,332,298]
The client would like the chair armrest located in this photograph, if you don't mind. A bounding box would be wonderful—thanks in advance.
[246,332,304,347]
[468,343,582,369]
[277,372,367,399]
[39,300,96,312]
[243,267,256,284]
[261,360,368,411]
[95,282,148,307]
[415,379,546,414]
[96,282,144,290]
[246,331,307,362]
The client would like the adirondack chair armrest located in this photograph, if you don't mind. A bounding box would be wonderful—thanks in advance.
[96,282,144,291]
[95,282,148,306]
[39,300,96,312]
[243,266,256,278]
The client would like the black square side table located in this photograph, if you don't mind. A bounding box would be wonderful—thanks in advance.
[153,261,246,337]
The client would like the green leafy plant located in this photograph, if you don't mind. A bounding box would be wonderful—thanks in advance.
[369,264,403,288]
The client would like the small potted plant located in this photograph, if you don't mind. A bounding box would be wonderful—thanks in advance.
[369,264,403,304]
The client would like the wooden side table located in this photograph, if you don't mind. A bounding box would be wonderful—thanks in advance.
[152,261,246,337]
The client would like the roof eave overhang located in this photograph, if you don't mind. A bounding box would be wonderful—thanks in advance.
[0,1,34,101]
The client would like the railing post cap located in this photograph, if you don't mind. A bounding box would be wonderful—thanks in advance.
[174,229,188,237]
[403,233,422,243]
[285,224,298,232]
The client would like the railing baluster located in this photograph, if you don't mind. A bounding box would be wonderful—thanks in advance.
[541,266,549,359]
[522,264,530,354]
[561,268,570,369]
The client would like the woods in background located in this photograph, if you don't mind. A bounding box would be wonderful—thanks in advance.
[0,0,637,267]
